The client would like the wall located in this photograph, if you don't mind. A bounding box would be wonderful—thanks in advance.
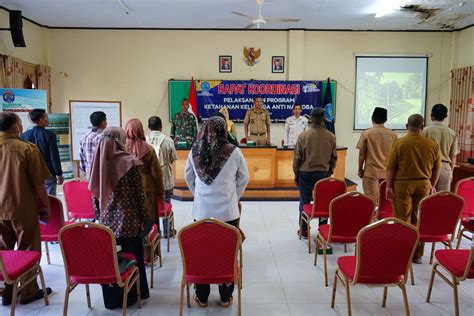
[453,26,474,68]
[0,10,49,65]
[48,29,454,178]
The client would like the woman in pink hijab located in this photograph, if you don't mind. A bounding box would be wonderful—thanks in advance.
[125,119,165,263]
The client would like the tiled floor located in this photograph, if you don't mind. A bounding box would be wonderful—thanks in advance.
[1,191,473,315]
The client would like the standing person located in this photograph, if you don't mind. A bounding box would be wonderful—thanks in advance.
[21,109,63,195]
[293,108,337,238]
[219,107,237,141]
[386,114,441,264]
[284,104,308,147]
[243,96,271,146]
[125,118,165,261]
[422,104,459,191]
[79,111,107,176]
[146,116,177,203]
[185,116,249,308]
[170,98,197,147]
[356,107,397,202]
[89,127,152,308]
[0,112,52,305]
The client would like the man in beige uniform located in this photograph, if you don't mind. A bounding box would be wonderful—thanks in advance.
[0,112,52,305]
[356,107,397,201]
[244,96,271,145]
[422,104,459,191]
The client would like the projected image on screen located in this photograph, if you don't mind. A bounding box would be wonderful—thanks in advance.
[355,57,427,130]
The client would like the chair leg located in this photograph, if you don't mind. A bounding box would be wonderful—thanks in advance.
[429,242,436,265]
[344,277,352,316]
[85,284,91,308]
[150,248,155,289]
[136,273,142,309]
[167,215,171,252]
[44,242,51,265]
[158,240,163,267]
[37,265,49,306]
[399,284,410,316]
[10,279,19,316]
[382,286,388,307]
[453,276,460,316]
[239,245,243,289]
[426,263,437,302]
[238,278,242,316]
[308,219,312,254]
[122,283,128,316]
[331,269,338,308]
[344,244,348,253]
[314,237,319,266]
[63,286,71,316]
[179,282,185,316]
[186,284,190,308]
[456,228,464,249]
[323,242,328,286]
[409,265,415,285]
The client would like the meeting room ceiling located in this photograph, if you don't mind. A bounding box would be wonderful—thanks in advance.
[1,0,473,31]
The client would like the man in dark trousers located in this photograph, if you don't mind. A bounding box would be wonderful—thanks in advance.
[293,108,337,238]
[21,109,63,195]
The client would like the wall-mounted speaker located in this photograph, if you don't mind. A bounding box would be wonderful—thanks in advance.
[9,10,26,47]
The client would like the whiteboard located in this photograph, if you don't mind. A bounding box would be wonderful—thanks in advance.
[69,100,122,161]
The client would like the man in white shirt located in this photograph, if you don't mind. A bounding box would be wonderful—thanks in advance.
[284,104,308,147]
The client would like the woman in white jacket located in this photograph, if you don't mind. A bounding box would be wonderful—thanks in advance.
[185,115,249,308]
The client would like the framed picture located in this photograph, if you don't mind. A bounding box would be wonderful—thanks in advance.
[272,56,284,73]
[219,55,232,73]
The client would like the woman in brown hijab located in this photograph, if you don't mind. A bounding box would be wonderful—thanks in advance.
[88,127,152,307]
[125,119,165,263]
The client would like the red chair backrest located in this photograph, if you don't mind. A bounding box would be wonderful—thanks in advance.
[40,196,65,237]
[156,196,169,217]
[63,180,95,218]
[240,137,247,144]
[377,180,393,215]
[329,192,375,238]
[456,177,474,218]
[313,178,346,213]
[179,219,240,280]
[418,191,464,237]
[355,219,419,282]
[59,223,118,281]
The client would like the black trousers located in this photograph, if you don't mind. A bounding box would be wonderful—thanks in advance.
[298,170,331,231]
[101,236,150,309]
[195,218,239,304]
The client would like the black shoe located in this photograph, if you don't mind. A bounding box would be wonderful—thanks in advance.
[2,293,12,306]
[19,287,52,305]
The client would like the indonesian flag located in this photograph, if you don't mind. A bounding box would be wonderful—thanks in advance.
[188,77,198,121]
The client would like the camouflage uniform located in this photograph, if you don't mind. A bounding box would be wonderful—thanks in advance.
[170,112,197,147]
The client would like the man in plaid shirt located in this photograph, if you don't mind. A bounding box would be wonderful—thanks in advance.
[79,111,107,175]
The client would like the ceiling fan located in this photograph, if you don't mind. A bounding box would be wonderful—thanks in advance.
[231,0,300,29]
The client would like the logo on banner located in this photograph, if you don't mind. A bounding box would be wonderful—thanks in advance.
[243,47,261,66]
[302,83,320,93]
[324,103,335,122]
[2,91,15,103]
[199,81,214,97]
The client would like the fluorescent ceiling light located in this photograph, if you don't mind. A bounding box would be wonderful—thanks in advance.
[373,0,407,18]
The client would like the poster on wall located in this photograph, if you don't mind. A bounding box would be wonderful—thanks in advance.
[0,89,48,130]
[69,101,122,161]
[46,114,74,180]
[168,80,336,123]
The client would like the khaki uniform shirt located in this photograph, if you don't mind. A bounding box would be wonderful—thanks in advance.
[0,132,51,220]
[147,131,177,190]
[356,124,397,179]
[244,108,271,136]
[386,132,441,180]
[422,122,459,164]
[293,126,337,174]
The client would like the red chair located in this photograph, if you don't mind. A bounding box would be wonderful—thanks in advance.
[331,218,419,316]
[455,177,474,248]
[427,246,474,316]
[301,177,347,253]
[40,195,71,264]
[417,191,464,264]
[314,192,375,286]
[59,222,141,316]
[0,250,49,316]
[376,180,393,219]
[240,137,247,144]
[178,218,242,316]
[145,223,162,288]
[157,197,175,252]
[63,180,95,220]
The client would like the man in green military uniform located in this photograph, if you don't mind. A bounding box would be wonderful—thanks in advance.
[244,96,271,146]
[170,98,197,147]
